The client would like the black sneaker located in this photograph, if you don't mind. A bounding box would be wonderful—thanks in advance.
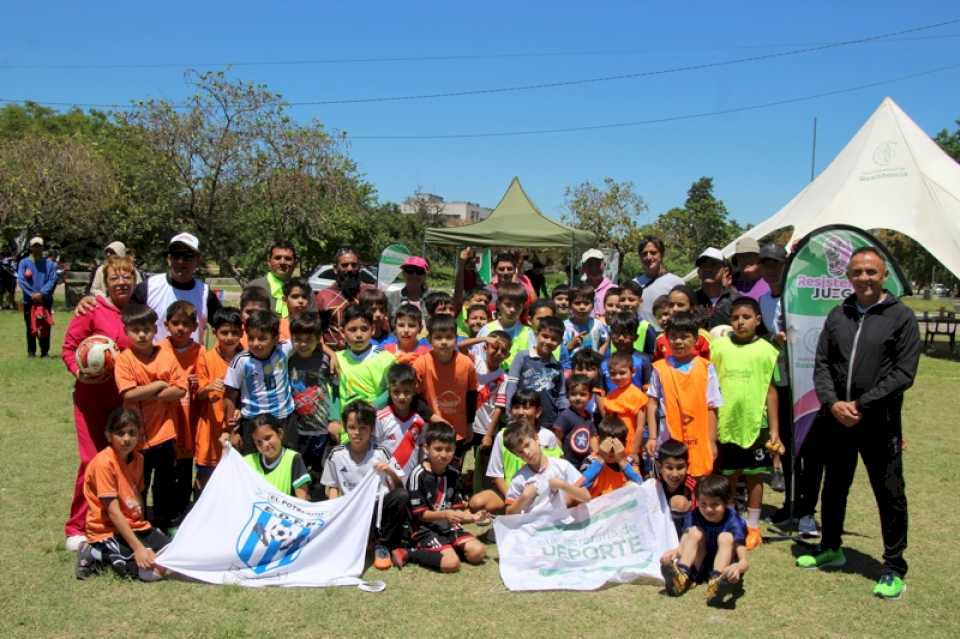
[767,507,795,529]
[661,559,691,596]
[706,571,744,605]
[75,543,98,580]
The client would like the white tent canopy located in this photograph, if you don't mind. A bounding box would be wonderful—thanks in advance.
[717,97,960,278]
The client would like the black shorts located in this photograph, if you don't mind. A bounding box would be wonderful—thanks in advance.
[717,427,772,476]
[91,528,171,579]
[413,523,475,553]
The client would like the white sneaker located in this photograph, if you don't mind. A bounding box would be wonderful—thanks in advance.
[65,535,87,552]
[798,515,820,538]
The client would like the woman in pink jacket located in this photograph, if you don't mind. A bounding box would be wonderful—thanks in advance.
[61,255,135,551]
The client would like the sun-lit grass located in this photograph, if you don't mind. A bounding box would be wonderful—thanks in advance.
[0,301,957,638]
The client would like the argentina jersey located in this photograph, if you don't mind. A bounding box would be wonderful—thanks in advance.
[225,341,294,419]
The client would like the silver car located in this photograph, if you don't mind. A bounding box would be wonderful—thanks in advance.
[307,263,404,296]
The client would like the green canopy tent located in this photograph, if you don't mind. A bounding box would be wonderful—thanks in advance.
[424,177,595,280]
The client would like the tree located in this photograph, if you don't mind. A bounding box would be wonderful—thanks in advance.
[0,133,119,258]
[122,70,377,283]
[562,177,648,255]
[648,177,743,274]
[934,119,960,163]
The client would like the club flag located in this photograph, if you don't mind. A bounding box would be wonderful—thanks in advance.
[156,446,379,588]
[493,480,677,591]
[377,244,411,291]
[477,248,492,285]
[782,225,908,451]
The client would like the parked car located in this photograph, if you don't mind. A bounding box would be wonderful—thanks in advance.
[308,263,404,296]
[931,284,949,297]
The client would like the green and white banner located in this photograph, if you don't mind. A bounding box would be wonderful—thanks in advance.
[493,481,676,591]
[377,244,411,290]
[782,225,909,450]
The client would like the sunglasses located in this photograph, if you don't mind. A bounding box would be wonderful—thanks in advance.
[402,267,426,276]
[169,251,196,260]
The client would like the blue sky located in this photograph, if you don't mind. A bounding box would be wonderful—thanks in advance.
[2,2,958,227]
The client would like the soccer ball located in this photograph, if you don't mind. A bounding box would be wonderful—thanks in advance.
[709,324,733,340]
[263,518,298,549]
[75,334,120,379]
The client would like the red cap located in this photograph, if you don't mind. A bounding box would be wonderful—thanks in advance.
[402,256,430,272]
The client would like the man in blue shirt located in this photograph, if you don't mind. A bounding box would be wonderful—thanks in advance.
[17,236,59,357]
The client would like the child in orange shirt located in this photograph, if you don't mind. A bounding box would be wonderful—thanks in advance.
[194,307,243,491]
[113,303,188,532]
[413,315,478,471]
[645,312,722,480]
[601,351,649,466]
[581,416,644,498]
[75,408,171,581]
[160,300,204,521]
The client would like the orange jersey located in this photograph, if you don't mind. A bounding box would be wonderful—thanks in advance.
[161,340,204,458]
[602,384,648,454]
[587,463,629,498]
[83,447,151,542]
[114,347,188,449]
[194,346,233,467]
[413,351,478,440]
[652,357,714,477]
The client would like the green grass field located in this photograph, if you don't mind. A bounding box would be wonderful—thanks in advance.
[1,307,958,639]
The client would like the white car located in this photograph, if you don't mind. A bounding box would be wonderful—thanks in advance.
[307,263,404,296]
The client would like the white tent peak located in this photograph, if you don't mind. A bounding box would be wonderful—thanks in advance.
[716,96,960,278]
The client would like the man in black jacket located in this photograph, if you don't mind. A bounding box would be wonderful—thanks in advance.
[796,246,919,600]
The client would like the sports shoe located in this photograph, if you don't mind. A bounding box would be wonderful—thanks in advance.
[373,545,392,570]
[770,469,785,493]
[796,547,846,569]
[798,515,820,538]
[390,548,409,570]
[661,559,691,596]
[75,543,98,580]
[767,507,795,529]
[746,527,763,551]
[65,534,87,552]
[706,570,744,604]
[873,572,906,600]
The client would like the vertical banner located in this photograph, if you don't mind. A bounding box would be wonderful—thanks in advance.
[782,225,909,450]
[477,248,492,285]
[377,244,411,291]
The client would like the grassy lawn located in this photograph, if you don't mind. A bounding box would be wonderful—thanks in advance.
[901,295,959,315]
[1,305,958,638]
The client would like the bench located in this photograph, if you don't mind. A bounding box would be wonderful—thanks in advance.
[921,310,957,352]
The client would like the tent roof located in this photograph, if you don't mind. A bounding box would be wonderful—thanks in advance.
[711,97,960,278]
[425,177,595,248]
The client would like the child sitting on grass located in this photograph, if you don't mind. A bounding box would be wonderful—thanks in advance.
[398,422,487,572]
[505,419,590,515]
[581,416,644,498]
[76,408,170,581]
[660,474,748,605]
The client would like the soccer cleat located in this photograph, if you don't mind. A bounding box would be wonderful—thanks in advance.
[65,535,87,552]
[798,515,820,538]
[390,548,408,570]
[373,545,393,570]
[796,547,846,569]
[74,543,97,580]
[661,559,691,596]
[746,527,763,550]
[873,573,906,600]
[706,571,744,604]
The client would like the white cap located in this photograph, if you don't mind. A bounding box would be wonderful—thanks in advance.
[28,236,44,247]
[580,248,605,264]
[695,247,725,266]
[168,232,200,253]
[105,241,127,257]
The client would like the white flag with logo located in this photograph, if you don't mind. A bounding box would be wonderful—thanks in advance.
[156,446,378,588]
[494,480,677,591]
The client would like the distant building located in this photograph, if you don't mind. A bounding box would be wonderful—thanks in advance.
[400,193,492,225]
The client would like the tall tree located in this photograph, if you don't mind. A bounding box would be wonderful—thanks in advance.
[562,177,647,255]
[648,177,743,274]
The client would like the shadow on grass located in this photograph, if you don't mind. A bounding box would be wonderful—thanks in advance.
[922,343,960,362]
[789,544,885,581]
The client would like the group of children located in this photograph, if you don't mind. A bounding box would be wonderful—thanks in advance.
[76,261,786,604]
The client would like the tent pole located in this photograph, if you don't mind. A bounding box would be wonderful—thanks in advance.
[810,117,818,182]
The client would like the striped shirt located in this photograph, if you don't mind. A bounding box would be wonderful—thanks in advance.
[224,341,294,419]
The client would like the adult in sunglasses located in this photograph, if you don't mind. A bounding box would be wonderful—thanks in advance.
[386,255,430,316]
[75,232,221,342]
